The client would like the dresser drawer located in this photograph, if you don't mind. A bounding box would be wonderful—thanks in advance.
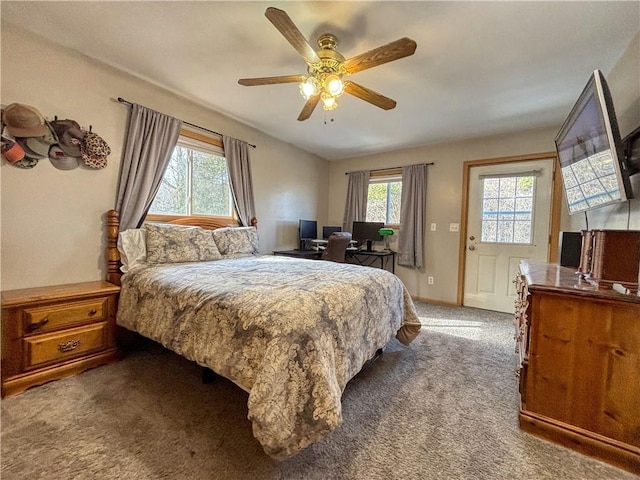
[23,322,107,369]
[23,298,107,334]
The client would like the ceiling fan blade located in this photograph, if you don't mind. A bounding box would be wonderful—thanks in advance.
[344,37,417,74]
[298,95,320,121]
[265,7,320,64]
[238,75,306,86]
[344,81,397,110]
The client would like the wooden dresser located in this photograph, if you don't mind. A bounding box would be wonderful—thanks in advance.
[515,260,640,474]
[1,281,120,397]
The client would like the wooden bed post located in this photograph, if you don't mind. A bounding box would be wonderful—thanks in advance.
[106,210,122,286]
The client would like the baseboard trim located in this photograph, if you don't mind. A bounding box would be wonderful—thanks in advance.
[411,296,459,308]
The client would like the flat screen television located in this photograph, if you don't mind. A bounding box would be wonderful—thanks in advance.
[352,221,384,251]
[298,219,317,250]
[554,69,634,215]
[322,226,342,239]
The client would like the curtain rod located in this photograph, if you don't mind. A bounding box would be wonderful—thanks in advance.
[116,97,256,149]
[344,162,434,175]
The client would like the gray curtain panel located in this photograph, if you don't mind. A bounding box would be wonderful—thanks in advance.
[115,104,182,231]
[342,171,370,233]
[398,164,427,268]
[223,135,256,227]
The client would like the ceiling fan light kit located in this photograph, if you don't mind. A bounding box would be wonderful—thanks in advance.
[239,7,417,121]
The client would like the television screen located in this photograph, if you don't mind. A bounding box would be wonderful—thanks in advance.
[352,221,384,250]
[322,226,341,239]
[298,219,317,240]
[554,69,633,215]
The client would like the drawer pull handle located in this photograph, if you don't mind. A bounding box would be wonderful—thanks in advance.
[26,317,49,333]
[58,339,81,352]
[88,309,98,316]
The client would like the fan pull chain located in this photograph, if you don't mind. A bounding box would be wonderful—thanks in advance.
[323,112,335,125]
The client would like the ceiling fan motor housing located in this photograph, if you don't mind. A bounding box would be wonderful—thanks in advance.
[308,34,347,78]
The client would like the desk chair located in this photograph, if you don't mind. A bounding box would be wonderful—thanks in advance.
[322,232,352,263]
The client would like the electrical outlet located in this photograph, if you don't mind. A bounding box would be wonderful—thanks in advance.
[428,276,434,285]
[449,223,459,232]
[430,223,436,231]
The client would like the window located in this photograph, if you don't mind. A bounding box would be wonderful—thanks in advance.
[366,171,402,225]
[480,174,536,244]
[148,130,233,219]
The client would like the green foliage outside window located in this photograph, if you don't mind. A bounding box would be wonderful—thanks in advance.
[366,181,402,224]
[149,145,232,216]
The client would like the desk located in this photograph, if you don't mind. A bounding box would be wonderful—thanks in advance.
[273,249,396,273]
[347,250,396,274]
[273,249,322,260]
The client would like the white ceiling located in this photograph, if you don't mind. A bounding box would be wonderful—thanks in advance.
[2,1,638,160]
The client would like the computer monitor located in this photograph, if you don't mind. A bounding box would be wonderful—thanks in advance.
[298,219,317,250]
[351,221,384,251]
[322,226,342,239]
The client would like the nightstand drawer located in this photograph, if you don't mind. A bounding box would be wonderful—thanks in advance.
[24,322,107,369]
[23,298,107,334]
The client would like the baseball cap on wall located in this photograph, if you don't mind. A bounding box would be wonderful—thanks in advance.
[50,119,84,157]
[2,103,50,137]
[1,137,25,164]
[48,145,79,170]
[24,124,58,156]
[80,130,111,169]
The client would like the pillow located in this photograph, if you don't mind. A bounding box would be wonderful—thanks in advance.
[212,226,259,256]
[145,223,223,264]
[117,228,147,273]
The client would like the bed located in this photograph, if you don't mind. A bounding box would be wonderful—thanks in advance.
[106,210,421,459]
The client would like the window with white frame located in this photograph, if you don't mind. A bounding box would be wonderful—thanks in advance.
[366,172,402,225]
[148,132,233,218]
[480,174,536,244]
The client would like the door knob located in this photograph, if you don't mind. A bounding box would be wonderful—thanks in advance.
[469,235,475,241]
[468,245,475,251]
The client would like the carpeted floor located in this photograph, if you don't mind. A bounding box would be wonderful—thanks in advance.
[1,302,635,480]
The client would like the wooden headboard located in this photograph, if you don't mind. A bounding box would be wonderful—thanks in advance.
[106,210,257,286]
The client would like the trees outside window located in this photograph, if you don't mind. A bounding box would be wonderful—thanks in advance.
[366,179,402,225]
[149,135,232,218]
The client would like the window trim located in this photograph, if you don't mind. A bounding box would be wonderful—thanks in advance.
[145,128,236,223]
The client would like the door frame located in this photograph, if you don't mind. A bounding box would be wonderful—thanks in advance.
[456,151,563,305]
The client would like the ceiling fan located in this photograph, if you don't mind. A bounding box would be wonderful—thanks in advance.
[238,7,417,121]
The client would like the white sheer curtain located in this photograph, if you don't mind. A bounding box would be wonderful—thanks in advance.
[398,164,427,267]
[115,104,182,231]
[342,171,370,233]
[223,135,256,227]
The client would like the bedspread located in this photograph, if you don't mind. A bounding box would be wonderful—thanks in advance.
[117,255,421,459]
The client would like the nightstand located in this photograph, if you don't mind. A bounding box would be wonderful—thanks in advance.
[1,281,120,397]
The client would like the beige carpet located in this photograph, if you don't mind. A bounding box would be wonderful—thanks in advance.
[1,302,635,480]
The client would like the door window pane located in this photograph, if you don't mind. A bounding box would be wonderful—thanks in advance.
[481,175,535,244]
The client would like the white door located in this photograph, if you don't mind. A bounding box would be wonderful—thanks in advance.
[463,159,554,313]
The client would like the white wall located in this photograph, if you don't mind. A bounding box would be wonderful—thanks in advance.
[0,23,328,290]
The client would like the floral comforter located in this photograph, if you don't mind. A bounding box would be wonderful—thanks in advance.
[117,255,421,459]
